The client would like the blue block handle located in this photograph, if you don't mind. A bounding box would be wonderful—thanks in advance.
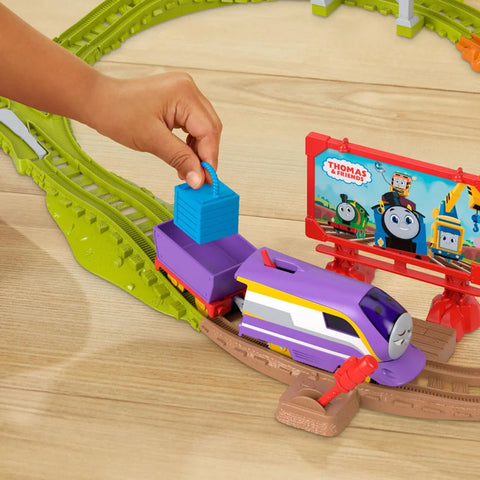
[201,161,218,197]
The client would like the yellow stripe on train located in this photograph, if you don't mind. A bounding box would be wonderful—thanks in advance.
[237,275,380,361]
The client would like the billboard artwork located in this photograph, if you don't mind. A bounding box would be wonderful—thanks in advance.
[306,133,480,277]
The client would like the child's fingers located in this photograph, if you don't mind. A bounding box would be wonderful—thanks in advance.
[180,97,222,173]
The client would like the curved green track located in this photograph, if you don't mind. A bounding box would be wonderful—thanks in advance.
[337,0,480,44]
[0,0,278,330]
[0,0,478,331]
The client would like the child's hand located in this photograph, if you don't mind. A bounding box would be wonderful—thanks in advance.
[0,4,221,188]
[87,72,222,189]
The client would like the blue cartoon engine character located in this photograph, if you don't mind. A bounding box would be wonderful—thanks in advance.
[372,191,428,257]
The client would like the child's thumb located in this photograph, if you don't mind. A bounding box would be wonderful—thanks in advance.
[154,130,205,189]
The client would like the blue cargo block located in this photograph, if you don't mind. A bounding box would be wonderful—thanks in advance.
[174,163,239,244]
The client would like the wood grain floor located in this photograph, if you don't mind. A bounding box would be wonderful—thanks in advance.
[1,1,480,479]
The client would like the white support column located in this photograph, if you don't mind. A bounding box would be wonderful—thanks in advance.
[396,0,420,29]
[311,0,337,8]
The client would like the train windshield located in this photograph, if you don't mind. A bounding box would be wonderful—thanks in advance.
[359,287,407,340]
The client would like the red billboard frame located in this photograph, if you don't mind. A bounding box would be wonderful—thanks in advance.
[305,132,480,339]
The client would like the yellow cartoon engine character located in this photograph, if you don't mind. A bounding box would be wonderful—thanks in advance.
[390,172,414,198]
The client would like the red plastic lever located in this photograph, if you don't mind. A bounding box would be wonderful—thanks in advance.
[261,249,277,268]
[318,355,378,406]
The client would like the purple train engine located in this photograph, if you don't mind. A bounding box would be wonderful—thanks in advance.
[235,248,425,387]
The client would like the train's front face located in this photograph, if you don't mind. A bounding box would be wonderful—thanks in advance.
[390,173,412,197]
[437,227,461,254]
[387,312,413,359]
[359,287,425,386]
[337,201,356,222]
[359,287,412,358]
[383,206,420,240]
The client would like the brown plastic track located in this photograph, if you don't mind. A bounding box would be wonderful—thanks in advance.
[200,316,480,421]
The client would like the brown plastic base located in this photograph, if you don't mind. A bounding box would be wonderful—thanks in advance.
[276,375,360,436]
[201,316,479,438]
[411,318,456,362]
[275,318,456,436]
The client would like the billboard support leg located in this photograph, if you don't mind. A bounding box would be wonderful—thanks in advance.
[427,277,480,341]
[324,244,376,283]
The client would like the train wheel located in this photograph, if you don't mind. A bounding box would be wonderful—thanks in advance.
[268,343,292,358]
[194,298,209,317]
[167,274,184,292]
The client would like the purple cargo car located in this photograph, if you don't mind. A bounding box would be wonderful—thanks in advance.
[154,219,256,317]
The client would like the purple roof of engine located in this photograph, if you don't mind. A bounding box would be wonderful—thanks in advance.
[235,247,373,320]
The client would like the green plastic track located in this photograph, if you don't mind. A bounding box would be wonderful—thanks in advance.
[0,0,277,330]
[328,0,480,43]
[1,0,479,331]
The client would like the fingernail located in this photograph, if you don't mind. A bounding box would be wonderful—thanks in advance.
[186,170,202,189]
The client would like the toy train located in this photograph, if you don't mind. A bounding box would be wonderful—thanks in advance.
[328,194,369,239]
[154,219,426,387]
[372,191,428,257]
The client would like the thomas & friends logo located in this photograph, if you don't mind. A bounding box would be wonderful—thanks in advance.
[323,157,372,186]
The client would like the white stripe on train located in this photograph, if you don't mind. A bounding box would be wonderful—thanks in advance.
[240,322,350,360]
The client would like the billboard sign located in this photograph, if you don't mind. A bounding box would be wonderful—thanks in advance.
[305,133,480,294]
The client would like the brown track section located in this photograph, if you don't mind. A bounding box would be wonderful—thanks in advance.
[320,225,375,244]
[411,319,456,362]
[431,254,471,274]
[201,316,480,422]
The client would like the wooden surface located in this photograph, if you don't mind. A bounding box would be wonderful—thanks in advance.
[2,1,480,478]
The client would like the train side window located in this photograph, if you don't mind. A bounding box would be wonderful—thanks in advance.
[324,313,359,337]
